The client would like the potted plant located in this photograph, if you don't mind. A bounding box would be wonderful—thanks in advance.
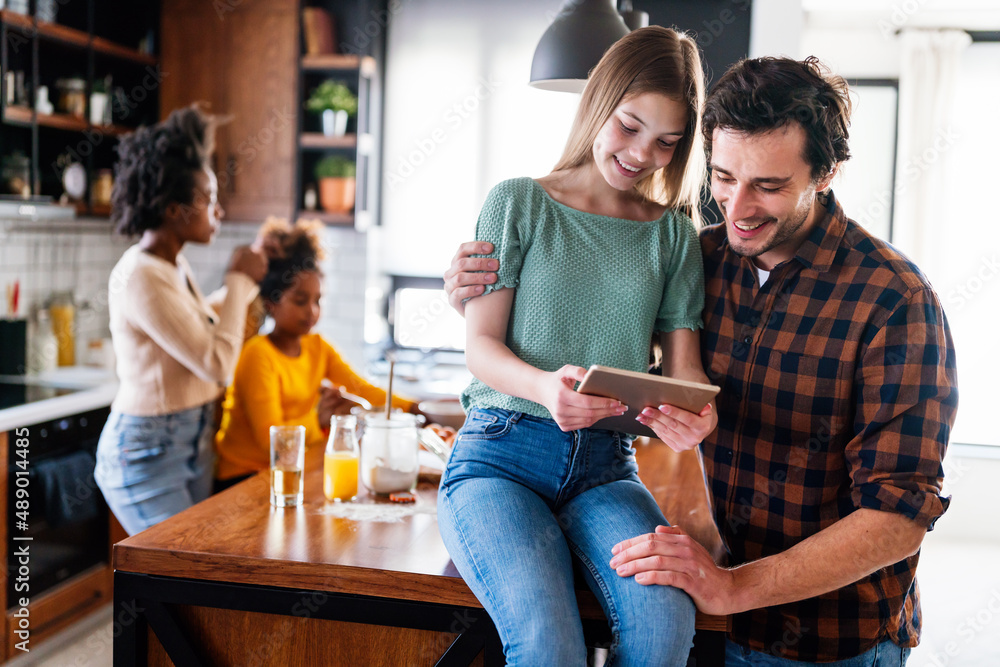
[306,80,358,137]
[315,155,357,213]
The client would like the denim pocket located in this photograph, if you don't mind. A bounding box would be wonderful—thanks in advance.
[118,429,169,464]
[612,433,639,466]
[459,409,514,440]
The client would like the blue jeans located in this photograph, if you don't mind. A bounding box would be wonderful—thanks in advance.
[94,403,216,535]
[725,639,911,666]
[437,408,695,666]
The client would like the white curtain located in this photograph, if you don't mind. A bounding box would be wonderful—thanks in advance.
[892,29,971,280]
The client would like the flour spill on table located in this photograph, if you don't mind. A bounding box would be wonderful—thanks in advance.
[316,500,437,523]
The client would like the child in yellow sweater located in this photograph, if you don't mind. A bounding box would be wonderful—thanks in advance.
[214,219,413,489]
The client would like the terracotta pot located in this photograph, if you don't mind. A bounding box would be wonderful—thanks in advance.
[318,177,355,213]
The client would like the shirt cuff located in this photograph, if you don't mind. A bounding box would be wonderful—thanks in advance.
[853,482,951,530]
[654,318,703,333]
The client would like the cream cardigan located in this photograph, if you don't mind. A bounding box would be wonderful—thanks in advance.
[108,245,260,416]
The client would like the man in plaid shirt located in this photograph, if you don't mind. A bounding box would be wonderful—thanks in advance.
[445,56,956,665]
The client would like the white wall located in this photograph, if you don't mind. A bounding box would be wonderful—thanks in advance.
[801,26,903,77]
[800,1,1000,78]
[374,0,581,280]
[749,0,805,58]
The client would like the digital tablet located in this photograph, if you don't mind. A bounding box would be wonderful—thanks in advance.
[575,365,720,438]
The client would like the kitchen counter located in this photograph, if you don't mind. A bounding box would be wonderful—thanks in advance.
[0,367,118,431]
[113,444,728,665]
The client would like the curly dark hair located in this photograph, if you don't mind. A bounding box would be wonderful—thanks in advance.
[702,56,852,180]
[259,218,326,304]
[110,105,216,236]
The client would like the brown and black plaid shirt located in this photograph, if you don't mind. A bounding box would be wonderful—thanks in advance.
[699,192,958,662]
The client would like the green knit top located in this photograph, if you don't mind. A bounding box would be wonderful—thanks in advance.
[460,177,705,420]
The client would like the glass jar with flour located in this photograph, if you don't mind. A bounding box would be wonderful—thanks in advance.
[359,412,419,496]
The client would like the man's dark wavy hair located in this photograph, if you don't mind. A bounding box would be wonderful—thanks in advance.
[111,105,215,236]
[702,56,852,180]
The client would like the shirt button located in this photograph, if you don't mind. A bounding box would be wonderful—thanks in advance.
[743,335,752,345]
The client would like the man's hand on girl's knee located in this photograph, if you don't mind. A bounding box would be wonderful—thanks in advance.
[610,525,739,616]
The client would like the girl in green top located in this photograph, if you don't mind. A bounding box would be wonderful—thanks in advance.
[437,27,716,665]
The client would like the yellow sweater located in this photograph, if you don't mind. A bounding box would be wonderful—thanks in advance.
[215,333,414,480]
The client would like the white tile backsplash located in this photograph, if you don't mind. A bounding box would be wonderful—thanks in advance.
[1,218,369,370]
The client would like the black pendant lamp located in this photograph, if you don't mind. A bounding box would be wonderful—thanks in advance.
[529,0,631,93]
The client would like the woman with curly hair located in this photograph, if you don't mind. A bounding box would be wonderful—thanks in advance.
[213,217,415,492]
[94,105,268,535]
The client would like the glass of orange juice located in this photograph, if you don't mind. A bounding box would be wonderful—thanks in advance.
[324,415,359,502]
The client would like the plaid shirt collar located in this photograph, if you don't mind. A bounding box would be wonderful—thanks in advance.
[792,191,847,273]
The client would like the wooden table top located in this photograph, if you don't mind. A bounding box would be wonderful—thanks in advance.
[114,441,728,630]
[115,447,485,608]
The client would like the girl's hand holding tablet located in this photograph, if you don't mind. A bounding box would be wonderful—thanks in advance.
[537,364,628,432]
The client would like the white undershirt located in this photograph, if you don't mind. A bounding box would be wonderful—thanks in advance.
[756,266,770,286]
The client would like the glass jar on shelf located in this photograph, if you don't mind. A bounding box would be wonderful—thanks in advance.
[1,152,31,198]
[55,78,86,118]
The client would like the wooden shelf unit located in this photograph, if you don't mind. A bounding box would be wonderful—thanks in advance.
[0,3,159,218]
[91,35,158,66]
[301,53,376,74]
[300,210,354,225]
[300,132,357,150]
[295,2,385,230]
[1,11,157,65]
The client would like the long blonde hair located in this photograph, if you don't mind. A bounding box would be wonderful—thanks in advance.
[552,26,706,225]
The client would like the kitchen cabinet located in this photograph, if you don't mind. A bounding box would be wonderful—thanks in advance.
[295,0,387,230]
[0,394,126,662]
[160,0,299,223]
[0,1,160,217]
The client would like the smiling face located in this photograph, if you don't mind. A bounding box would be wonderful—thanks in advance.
[592,92,688,192]
[710,124,837,270]
[268,270,322,338]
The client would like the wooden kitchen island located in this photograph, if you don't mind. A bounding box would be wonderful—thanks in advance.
[113,444,728,666]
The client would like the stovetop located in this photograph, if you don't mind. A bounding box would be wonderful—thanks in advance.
[0,380,81,410]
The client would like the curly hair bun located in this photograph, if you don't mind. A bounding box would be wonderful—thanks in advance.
[259,217,327,302]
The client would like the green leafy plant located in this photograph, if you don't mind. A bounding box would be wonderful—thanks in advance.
[315,155,356,180]
[305,80,358,116]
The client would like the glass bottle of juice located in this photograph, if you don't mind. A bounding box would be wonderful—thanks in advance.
[48,291,76,367]
[324,414,359,502]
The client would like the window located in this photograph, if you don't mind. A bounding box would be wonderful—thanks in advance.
[833,44,997,448]
[391,281,466,351]
[833,81,899,242]
[375,1,581,350]
[927,40,1000,447]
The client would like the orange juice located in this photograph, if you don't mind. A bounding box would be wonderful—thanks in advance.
[49,302,75,366]
[324,451,359,502]
[270,467,303,496]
